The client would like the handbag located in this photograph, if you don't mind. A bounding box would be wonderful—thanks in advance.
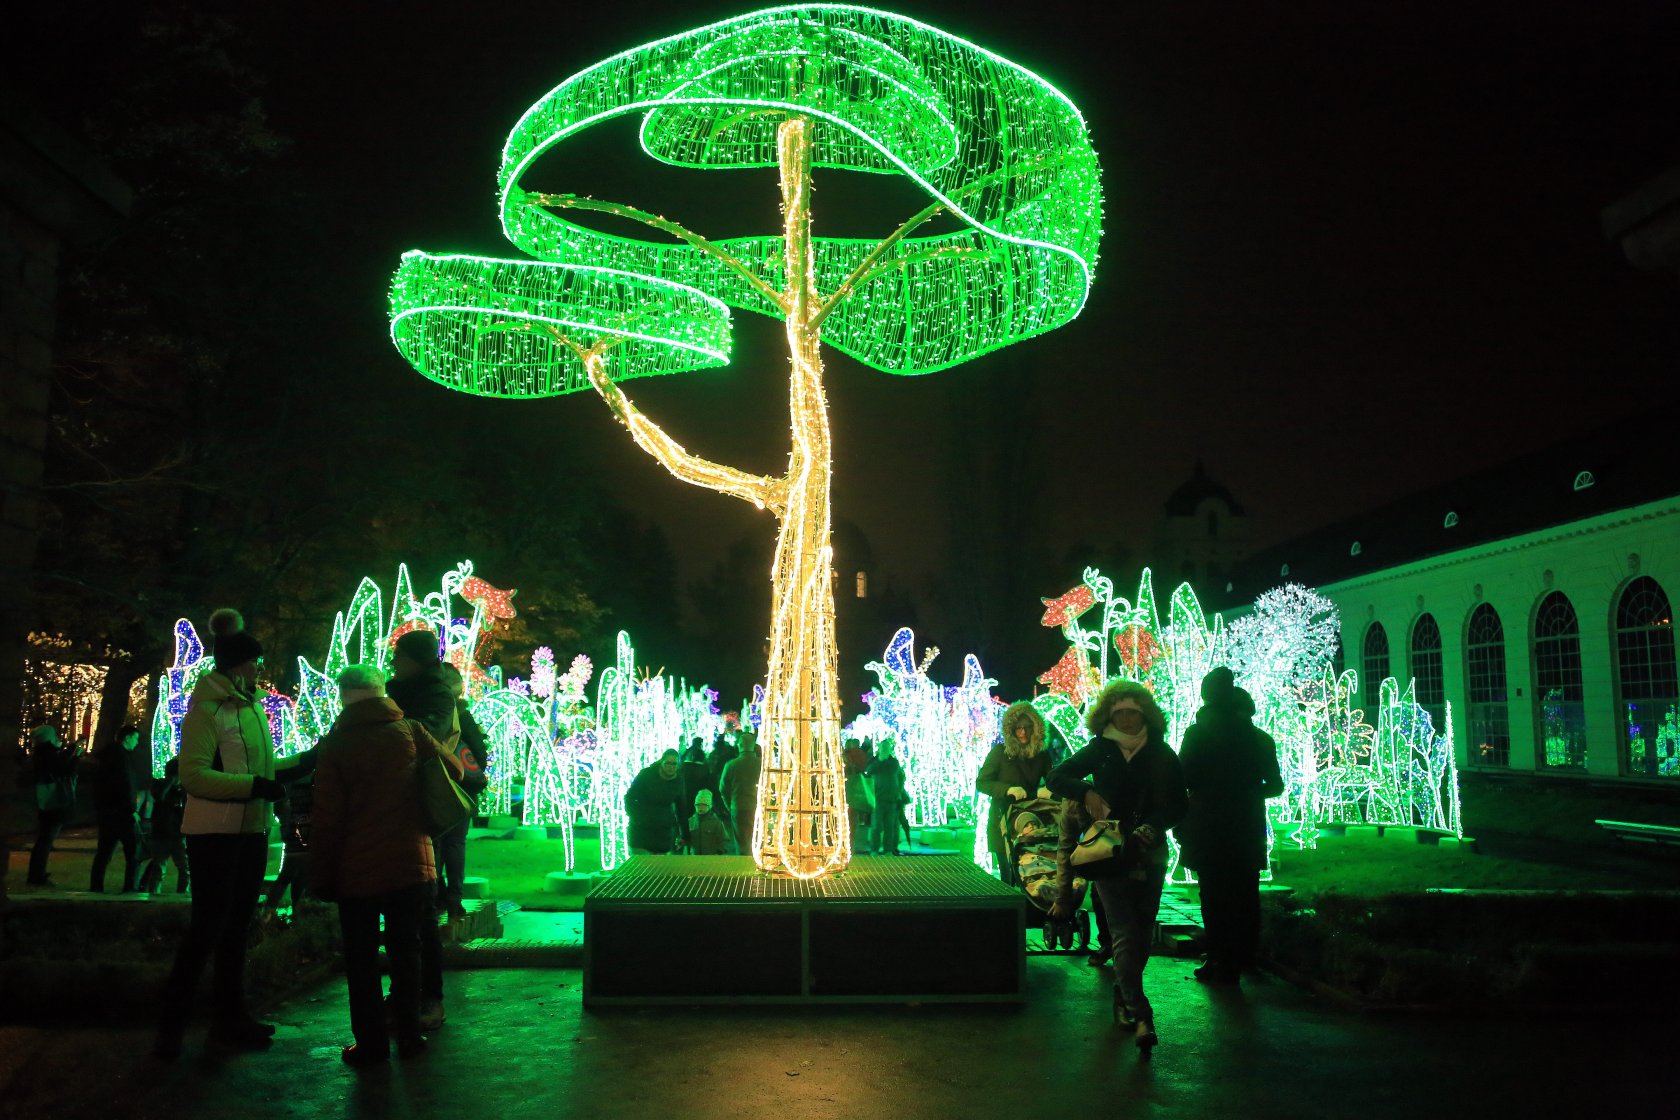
[1071,819,1132,879]
[419,753,473,837]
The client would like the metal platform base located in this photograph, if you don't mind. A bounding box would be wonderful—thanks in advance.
[583,855,1025,1006]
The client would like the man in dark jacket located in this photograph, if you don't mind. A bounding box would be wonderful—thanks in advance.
[387,630,457,744]
[625,749,685,854]
[311,663,462,1067]
[90,724,149,892]
[678,741,713,848]
[26,725,80,886]
[1178,666,1284,983]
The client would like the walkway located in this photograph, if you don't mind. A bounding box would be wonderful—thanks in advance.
[60,954,1668,1120]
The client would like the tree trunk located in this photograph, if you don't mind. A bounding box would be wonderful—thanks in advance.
[751,116,849,877]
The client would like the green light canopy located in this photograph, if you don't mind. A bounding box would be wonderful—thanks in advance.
[390,3,1103,396]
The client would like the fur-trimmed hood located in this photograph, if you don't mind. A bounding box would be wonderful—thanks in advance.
[1001,701,1046,755]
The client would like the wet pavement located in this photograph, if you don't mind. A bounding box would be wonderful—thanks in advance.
[103,953,1669,1120]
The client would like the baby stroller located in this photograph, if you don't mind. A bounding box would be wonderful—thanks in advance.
[1003,798,1091,952]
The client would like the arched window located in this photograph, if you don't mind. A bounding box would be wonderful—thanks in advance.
[1362,622,1389,710]
[1616,577,1678,778]
[1465,604,1508,766]
[1533,591,1586,769]
[1411,613,1445,733]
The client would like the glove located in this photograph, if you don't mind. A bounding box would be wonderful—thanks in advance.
[281,748,318,778]
[250,776,285,801]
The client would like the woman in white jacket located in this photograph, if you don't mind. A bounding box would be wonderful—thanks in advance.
[154,609,294,1060]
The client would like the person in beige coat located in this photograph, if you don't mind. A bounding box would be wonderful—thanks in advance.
[311,663,461,1067]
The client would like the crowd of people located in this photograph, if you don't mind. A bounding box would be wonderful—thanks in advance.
[620,730,916,857]
[20,603,1279,1066]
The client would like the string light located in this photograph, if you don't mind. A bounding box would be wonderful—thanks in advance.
[386,6,1104,878]
[844,627,1003,835]
[1031,566,1463,871]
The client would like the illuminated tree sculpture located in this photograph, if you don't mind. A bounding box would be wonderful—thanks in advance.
[388,7,1103,876]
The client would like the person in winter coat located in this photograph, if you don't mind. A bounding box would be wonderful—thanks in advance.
[90,724,149,892]
[25,724,81,886]
[263,750,317,913]
[626,749,686,854]
[387,629,459,1006]
[1047,681,1188,1058]
[718,732,762,856]
[977,703,1054,885]
[435,662,487,920]
[139,755,189,894]
[1178,667,1284,983]
[310,663,462,1068]
[865,739,908,855]
[686,789,729,854]
[387,629,458,745]
[155,609,298,1060]
[679,741,714,844]
[843,739,872,854]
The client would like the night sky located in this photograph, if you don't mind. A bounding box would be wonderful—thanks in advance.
[14,0,1680,685]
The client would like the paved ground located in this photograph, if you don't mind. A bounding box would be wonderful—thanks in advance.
[4,952,1654,1120]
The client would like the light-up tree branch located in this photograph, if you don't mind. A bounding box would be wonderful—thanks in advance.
[389,5,1102,877]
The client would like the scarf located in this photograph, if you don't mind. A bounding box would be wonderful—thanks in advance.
[1102,725,1148,752]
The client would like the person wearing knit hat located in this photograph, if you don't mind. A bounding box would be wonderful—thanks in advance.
[384,627,460,1031]
[212,610,264,675]
[155,608,304,1060]
[1178,667,1283,986]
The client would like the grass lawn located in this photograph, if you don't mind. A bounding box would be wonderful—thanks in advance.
[1267,828,1674,896]
[464,835,597,911]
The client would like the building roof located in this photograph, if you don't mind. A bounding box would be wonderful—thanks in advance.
[1164,460,1246,517]
[1215,419,1680,610]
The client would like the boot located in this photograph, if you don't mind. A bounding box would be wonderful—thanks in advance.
[1111,987,1137,1029]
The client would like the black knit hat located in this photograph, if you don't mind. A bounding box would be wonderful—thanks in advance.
[392,628,441,666]
[1200,665,1235,703]
[210,607,263,672]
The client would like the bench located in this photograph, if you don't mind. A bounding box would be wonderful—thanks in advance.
[1596,819,1680,846]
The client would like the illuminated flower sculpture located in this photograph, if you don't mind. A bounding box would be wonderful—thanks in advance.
[847,628,1003,836]
[387,7,1103,876]
[1029,568,1461,866]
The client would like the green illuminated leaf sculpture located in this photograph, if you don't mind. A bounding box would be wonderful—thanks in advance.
[389,4,1103,877]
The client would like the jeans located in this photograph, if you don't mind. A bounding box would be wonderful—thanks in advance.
[433,820,468,908]
[91,814,139,892]
[417,879,444,1000]
[1095,871,1166,1023]
[338,882,433,1050]
[159,834,268,1030]
[1196,864,1261,970]
[850,805,873,854]
[27,808,68,883]
[1090,884,1112,952]
[871,805,903,854]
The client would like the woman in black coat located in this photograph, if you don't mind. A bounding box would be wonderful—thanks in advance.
[1047,681,1187,1057]
[976,701,1053,884]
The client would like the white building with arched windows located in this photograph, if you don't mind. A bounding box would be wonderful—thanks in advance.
[1220,426,1678,783]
